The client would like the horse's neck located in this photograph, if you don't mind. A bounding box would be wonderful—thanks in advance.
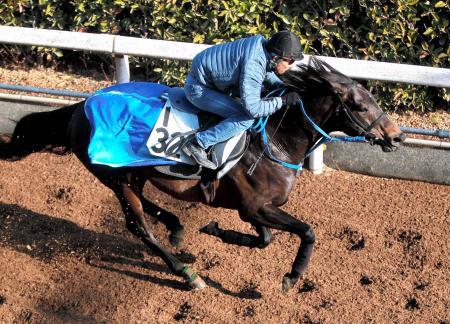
[266,95,334,164]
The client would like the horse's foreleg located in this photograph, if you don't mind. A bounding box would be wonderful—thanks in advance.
[255,204,315,292]
[200,221,272,248]
[141,197,184,248]
[115,182,205,290]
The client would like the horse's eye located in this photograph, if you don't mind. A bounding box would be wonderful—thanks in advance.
[347,102,368,112]
[356,106,368,112]
[350,100,368,112]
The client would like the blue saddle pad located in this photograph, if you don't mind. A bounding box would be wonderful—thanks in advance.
[85,82,178,167]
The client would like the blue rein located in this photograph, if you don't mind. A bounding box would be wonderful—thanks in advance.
[253,97,367,171]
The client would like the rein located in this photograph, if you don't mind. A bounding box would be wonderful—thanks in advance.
[249,90,372,174]
[247,102,292,175]
[297,97,366,153]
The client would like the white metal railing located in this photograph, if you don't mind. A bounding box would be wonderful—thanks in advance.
[1,26,449,173]
[2,26,450,87]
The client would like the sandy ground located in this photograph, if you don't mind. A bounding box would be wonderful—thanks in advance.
[0,152,449,323]
[0,65,449,323]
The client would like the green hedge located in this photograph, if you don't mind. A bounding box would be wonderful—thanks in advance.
[1,0,449,112]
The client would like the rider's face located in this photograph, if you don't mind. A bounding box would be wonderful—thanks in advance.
[274,59,294,75]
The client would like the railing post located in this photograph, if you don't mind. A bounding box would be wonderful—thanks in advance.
[115,54,130,83]
[308,144,323,174]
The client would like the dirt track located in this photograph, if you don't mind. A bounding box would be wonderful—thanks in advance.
[0,151,449,323]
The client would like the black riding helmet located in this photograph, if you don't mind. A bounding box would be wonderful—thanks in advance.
[266,31,303,61]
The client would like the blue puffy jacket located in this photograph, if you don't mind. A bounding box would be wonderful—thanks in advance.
[188,35,284,118]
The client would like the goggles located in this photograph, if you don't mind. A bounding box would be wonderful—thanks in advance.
[271,53,296,65]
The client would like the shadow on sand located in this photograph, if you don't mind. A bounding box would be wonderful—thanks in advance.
[0,203,261,299]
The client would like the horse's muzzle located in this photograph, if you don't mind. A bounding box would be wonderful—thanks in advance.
[366,132,406,152]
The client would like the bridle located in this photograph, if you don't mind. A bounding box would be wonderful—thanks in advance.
[251,54,403,174]
[248,84,387,174]
[335,83,386,143]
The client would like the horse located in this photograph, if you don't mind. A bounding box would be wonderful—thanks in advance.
[0,58,405,292]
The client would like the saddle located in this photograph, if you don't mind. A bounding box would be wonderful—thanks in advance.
[151,87,249,180]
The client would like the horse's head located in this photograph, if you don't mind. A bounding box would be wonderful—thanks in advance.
[282,57,405,152]
[329,80,405,152]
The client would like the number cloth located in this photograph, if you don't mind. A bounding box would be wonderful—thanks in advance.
[85,82,178,167]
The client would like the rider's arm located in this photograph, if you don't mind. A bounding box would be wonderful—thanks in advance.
[263,72,284,91]
[240,60,283,118]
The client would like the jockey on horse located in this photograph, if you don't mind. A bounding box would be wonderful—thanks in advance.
[182,31,304,169]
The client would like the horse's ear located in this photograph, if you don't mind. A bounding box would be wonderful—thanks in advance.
[308,56,351,96]
[311,56,347,77]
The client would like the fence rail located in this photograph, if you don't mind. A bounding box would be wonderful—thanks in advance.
[1,26,450,88]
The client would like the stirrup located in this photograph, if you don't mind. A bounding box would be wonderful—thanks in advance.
[182,141,218,170]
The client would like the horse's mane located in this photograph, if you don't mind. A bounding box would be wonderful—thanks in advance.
[280,56,355,94]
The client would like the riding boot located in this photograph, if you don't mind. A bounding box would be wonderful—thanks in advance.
[182,138,218,170]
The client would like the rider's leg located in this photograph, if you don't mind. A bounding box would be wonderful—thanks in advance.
[183,77,254,168]
[195,116,254,149]
[184,75,244,118]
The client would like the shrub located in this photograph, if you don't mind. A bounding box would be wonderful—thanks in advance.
[0,0,448,112]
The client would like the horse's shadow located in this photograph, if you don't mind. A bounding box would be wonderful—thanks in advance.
[0,203,261,299]
[0,203,262,298]
[0,203,187,290]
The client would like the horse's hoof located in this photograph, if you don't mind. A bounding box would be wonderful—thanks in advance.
[188,275,207,290]
[169,226,184,248]
[281,275,295,293]
[199,221,219,235]
[181,265,206,290]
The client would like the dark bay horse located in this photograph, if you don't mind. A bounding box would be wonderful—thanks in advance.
[0,58,405,292]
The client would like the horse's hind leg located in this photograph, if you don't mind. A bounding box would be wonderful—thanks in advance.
[129,175,184,248]
[141,197,184,248]
[111,175,205,290]
[200,221,272,248]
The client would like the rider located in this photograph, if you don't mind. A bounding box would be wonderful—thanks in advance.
[183,30,303,169]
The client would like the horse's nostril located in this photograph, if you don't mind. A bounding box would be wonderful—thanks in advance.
[392,133,406,144]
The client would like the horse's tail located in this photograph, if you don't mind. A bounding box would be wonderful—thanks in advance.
[0,101,83,160]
